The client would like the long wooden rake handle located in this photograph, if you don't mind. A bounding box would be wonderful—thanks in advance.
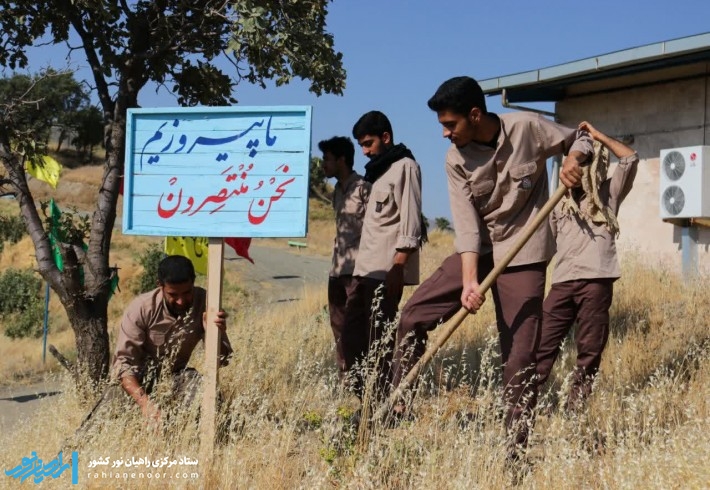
[376,183,569,420]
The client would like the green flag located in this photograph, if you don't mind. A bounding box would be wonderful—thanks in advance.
[48,198,65,271]
[47,199,119,300]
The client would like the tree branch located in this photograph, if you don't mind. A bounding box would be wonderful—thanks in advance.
[0,144,65,299]
[59,2,115,120]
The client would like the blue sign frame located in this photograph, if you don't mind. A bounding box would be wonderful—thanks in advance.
[122,106,312,237]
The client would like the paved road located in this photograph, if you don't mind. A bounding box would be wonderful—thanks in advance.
[227,244,329,303]
[0,379,64,437]
[0,245,329,438]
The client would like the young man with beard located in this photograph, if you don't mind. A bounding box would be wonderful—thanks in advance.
[536,121,639,412]
[318,136,371,382]
[342,110,423,404]
[390,77,592,456]
[112,255,233,425]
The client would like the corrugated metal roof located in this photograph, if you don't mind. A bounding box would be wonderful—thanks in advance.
[481,32,710,102]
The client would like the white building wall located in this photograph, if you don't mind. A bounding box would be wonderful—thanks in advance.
[555,75,710,274]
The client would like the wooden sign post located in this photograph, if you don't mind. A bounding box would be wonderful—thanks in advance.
[122,106,312,457]
[202,237,224,453]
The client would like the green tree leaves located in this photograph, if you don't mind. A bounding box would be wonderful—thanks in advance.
[0,0,347,382]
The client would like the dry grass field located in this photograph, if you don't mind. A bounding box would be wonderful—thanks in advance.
[0,164,708,488]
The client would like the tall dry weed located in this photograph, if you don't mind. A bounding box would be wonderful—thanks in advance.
[1,250,707,489]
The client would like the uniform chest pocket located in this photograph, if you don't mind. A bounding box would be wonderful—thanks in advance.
[510,161,538,190]
[148,330,168,348]
[470,179,495,211]
[372,189,390,213]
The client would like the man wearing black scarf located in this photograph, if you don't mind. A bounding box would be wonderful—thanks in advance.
[339,110,423,407]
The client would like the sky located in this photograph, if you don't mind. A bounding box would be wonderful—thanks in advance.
[19,0,710,221]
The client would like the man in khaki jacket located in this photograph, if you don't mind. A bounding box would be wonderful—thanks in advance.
[70,256,231,443]
[537,121,639,411]
[391,76,592,455]
[113,255,232,426]
[318,136,371,381]
[343,110,423,403]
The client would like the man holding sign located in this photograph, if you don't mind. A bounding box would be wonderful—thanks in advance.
[120,106,311,450]
[112,255,232,425]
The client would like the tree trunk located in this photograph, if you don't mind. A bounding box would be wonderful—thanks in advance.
[56,129,66,152]
[1,139,113,394]
[71,311,111,392]
[0,6,153,395]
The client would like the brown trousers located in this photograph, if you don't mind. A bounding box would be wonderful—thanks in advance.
[337,276,401,400]
[393,252,545,444]
[537,279,614,410]
[328,275,355,374]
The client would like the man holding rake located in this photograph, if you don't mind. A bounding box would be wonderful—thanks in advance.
[390,76,593,458]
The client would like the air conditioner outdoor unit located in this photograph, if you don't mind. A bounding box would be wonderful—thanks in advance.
[659,146,710,219]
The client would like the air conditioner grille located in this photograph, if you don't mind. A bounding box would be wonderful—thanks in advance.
[662,151,686,181]
[662,185,686,216]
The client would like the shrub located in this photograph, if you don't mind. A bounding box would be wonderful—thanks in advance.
[0,268,44,339]
[4,307,44,339]
[0,214,26,252]
[133,244,166,294]
[309,198,334,222]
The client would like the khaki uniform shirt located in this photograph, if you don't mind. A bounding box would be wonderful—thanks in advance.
[112,286,233,380]
[551,153,639,283]
[330,172,371,277]
[447,112,593,267]
[353,157,422,284]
